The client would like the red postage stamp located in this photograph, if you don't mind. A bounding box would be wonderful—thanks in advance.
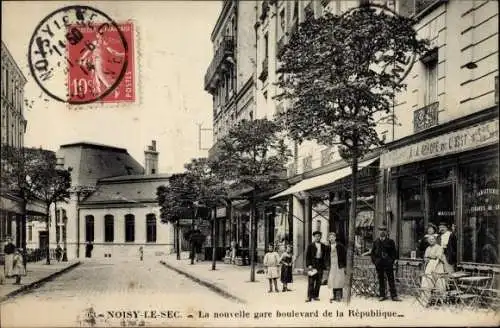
[67,21,135,104]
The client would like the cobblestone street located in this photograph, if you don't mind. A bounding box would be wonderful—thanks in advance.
[0,259,236,327]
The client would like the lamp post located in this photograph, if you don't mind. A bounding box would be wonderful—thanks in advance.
[62,215,68,261]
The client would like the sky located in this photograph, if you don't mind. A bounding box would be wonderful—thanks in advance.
[2,0,221,173]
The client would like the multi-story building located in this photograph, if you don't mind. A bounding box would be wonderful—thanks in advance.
[263,0,498,272]
[1,41,46,257]
[204,0,258,261]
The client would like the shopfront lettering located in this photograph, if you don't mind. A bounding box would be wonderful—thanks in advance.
[381,119,499,168]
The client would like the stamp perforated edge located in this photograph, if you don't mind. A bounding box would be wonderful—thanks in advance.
[66,18,141,110]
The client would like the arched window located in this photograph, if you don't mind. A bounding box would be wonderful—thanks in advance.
[85,215,94,242]
[146,214,157,243]
[125,214,135,242]
[104,215,114,242]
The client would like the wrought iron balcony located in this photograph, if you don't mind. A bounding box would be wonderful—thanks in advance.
[204,36,235,93]
[413,102,439,133]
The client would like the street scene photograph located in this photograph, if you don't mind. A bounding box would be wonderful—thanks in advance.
[1,0,499,327]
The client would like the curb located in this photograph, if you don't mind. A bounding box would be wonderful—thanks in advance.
[159,260,247,305]
[0,261,81,303]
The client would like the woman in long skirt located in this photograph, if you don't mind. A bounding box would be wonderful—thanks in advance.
[420,235,446,306]
[3,238,16,278]
[327,232,347,302]
[280,244,293,292]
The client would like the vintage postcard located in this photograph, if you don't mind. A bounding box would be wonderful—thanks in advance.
[1,0,499,327]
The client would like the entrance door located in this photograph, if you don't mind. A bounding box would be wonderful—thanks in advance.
[39,231,48,250]
[427,183,456,231]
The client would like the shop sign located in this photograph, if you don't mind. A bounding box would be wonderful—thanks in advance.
[381,118,499,168]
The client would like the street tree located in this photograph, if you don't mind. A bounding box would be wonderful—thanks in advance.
[1,146,71,266]
[185,157,228,270]
[156,173,197,260]
[275,5,428,302]
[214,118,291,282]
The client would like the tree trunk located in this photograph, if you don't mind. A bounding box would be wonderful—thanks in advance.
[190,216,195,265]
[45,204,51,265]
[211,207,217,270]
[249,190,257,282]
[344,157,358,303]
[176,220,181,260]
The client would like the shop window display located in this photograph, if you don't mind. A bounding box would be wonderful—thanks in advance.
[462,160,499,265]
[399,177,425,258]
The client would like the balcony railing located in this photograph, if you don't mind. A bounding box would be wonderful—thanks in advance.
[204,36,235,93]
[413,102,439,133]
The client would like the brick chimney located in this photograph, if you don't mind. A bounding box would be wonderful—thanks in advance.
[144,140,159,175]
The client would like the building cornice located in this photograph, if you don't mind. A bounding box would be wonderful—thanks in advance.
[1,40,27,85]
[211,0,236,42]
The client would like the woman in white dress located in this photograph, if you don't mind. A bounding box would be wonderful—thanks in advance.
[327,232,347,302]
[420,235,446,306]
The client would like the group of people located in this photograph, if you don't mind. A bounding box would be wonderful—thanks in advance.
[418,222,458,305]
[1,237,25,285]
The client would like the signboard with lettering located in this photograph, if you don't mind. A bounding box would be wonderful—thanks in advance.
[380,119,499,168]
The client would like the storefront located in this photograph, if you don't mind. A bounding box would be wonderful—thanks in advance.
[381,114,499,268]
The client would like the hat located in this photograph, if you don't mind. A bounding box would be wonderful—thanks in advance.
[377,225,388,231]
[312,231,322,237]
[438,221,448,227]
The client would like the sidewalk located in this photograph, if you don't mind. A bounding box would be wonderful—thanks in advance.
[0,260,80,302]
[160,254,498,326]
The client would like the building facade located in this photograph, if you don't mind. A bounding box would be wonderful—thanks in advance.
[1,41,47,259]
[27,141,176,260]
[260,0,498,272]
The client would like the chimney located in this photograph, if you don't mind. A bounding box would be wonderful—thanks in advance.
[144,140,159,175]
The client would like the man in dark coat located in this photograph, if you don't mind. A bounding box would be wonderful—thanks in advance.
[370,226,401,301]
[437,221,457,272]
[305,231,329,302]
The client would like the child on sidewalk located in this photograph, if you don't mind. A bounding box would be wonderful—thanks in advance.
[263,243,280,293]
[12,249,26,285]
[280,244,293,292]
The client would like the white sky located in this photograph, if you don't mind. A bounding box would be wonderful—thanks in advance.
[2,1,221,173]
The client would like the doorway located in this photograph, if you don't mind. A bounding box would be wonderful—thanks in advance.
[427,183,456,231]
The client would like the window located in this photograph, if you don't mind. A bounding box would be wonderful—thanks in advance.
[146,214,157,243]
[399,177,425,258]
[293,0,299,20]
[56,225,60,244]
[28,225,33,241]
[104,215,114,242]
[279,9,285,37]
[85,215,94,242]
[264,33,269,59]
[125,214,135,242]
[461,160,499,264]
[422,49,438,105]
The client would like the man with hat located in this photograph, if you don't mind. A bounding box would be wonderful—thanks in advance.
[305,231,329,302]
[370,225,401,301]
[437,221,457,273]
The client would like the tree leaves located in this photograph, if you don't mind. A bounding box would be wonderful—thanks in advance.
[275,5,428,160]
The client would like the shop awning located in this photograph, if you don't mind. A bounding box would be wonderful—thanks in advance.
[270,158,378,199]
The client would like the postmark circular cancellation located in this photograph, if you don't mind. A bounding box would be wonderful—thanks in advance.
[28,5,136,105]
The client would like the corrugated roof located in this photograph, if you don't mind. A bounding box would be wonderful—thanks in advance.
[81,176,170,204]
[56,143,144,187]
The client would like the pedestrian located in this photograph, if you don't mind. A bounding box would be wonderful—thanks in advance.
[420,235,446,306]
[12,249,26,285]
[370,226,401,302]
[263,243,280,293]
[85,241,93,258]
[3,237,16,279]
[139,246,144,261]
[418,224,438,258]
[437,221,457,273]
[55,245,63,262]
[327,232,346,302]
[305,231,328,302]
[279,244,293,292]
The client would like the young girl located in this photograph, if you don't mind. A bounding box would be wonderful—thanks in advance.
[263,243,280,293]
[280,244,293,292]
[12,249,25,285]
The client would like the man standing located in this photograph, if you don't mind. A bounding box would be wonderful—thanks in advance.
[437,222,457,273]
[305,231,328,302]
[371,226,401,302]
